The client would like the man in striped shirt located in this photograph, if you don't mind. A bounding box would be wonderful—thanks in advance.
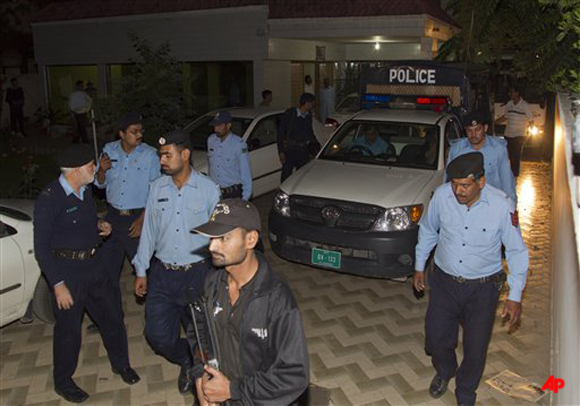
[497,87,534,177]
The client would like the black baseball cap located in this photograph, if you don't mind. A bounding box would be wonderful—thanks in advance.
[447,152,485,179]
[209,111,232,125]
[192,199,261,237]
[58,144,94,168]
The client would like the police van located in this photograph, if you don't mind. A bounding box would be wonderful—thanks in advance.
[268,62,488,279]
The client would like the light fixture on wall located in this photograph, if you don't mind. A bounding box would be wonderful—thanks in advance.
[375,42,380,50]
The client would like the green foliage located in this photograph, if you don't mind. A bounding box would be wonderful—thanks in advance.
[96,32,186,144]
[438,0,580,93]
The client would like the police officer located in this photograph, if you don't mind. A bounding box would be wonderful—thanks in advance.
[277,93,319,182]
[92,113,160,331]
[34,144,139,403]
[132,130,220,395]
[207,111,252,200]
[448,110,517,205]
[191,199,309,405]
[414,152,529,406]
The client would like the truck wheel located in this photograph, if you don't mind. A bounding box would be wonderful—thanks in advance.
[32,275,55,324]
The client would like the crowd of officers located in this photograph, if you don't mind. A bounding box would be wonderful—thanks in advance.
[33,91,529,406]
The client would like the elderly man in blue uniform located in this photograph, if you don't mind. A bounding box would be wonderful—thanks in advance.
[90,113,160,331]
[277,93,319,182]
[448,110,517,205]
[34,145,139,403]
[413,152,528,406]
[132,130,220,395]
[191,199,309,405]
[207,111,252,199]
[350,125,394,157]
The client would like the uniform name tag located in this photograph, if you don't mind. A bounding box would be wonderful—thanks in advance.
[157,198,168,202]
[66,206,78,213]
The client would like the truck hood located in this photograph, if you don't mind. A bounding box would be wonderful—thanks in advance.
[280,159,438,208]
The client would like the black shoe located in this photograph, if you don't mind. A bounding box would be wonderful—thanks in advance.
[87,323,99,333]
[55,385,89,403]
[178,361,195,395]
[112,366,140,385]
[429,374,449,398]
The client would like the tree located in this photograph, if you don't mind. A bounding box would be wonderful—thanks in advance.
[97,32,185,144]
[438,0,580,93]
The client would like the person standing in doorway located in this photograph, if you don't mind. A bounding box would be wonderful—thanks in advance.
[319,78,336,124]
[277,93,319,182]
[5,77,25,136]
[259,89,272,107]
[497,87,534,177]
[304,75,314,94]
[68,80,93,144]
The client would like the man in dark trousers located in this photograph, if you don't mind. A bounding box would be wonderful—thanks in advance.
[191,199,309,406]
[413,152,529,406]
[277,93,319,182]
[34,144,139,403]
[5,77,25,136]
[132,130,220,395]
[90,112,160,332]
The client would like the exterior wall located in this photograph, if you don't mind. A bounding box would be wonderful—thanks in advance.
[268,38,345,62]
[262,60,291,108]
[345,41,424,60]
[32,6,268,65]
[552,93,580,405]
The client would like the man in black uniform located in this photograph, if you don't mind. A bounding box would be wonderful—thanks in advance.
[277,93,319,182]
[192,199,309,405]
[34,144,139,403]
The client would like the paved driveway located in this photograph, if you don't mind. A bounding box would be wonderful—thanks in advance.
[0,162,552,406]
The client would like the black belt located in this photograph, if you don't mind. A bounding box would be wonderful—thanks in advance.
[220,184,242,196]
[435,265,505,284]
[52,244,102,261]
[160,259,206,272]
[110,206,144,217]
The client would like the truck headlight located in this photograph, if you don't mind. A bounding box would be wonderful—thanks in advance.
[373,205,423,232]
[274,191,291,217]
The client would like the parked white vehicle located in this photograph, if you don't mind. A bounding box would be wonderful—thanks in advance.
[269,109,463,278]
[0,199,54,327]
[325,93,360,129]
[183,107,333,197]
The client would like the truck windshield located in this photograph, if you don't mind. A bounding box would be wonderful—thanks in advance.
[320,120,440,170]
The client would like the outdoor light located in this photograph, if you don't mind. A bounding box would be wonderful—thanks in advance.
[528,125,540,136]
[375,42,381,50]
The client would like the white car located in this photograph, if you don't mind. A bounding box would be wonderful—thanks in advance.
[269,109,463,278]
[184,107,333,197]
[1,199,54,327]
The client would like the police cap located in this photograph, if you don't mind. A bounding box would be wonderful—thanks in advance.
[58,144,94,168]
[462,110,488,128]
[118,112,142,132]
[158,130,191,148]
[299,92,316,105]
[209,111,232,126]
[446,152,485,180]
[192,198,261,237]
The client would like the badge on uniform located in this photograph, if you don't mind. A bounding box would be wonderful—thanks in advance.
[66,206,78,213]
[157,198,168,202]
[242,148,248,153]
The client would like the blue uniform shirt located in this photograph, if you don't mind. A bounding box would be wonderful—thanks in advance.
[350,136,391,156]
[447,136,517,205]
[132,170,220,277]
[207,132,252,200]
[415,183,528,302]
[94,140,160,209]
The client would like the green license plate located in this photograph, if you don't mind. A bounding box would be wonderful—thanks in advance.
[311,248,341,270]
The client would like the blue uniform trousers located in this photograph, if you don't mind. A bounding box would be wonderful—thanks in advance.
[425,265,503,406]
[53,256,129,390]
[144,259,210,366]
[103,210,141,281]
[281,147,310,182]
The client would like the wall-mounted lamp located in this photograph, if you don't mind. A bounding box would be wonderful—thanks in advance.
[375,42,380,50]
